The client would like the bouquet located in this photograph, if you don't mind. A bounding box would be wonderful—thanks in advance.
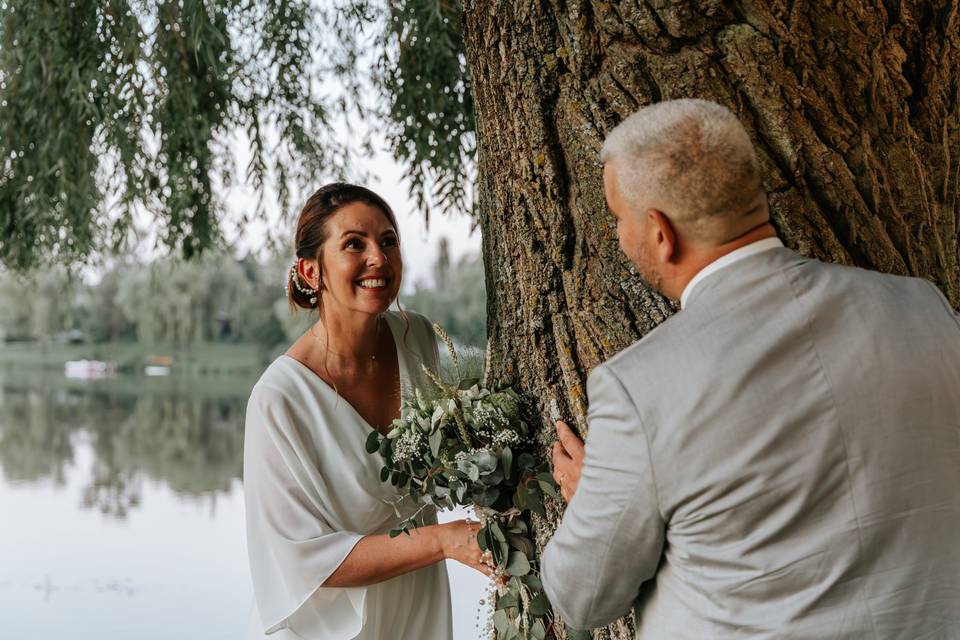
[365,325,559,640]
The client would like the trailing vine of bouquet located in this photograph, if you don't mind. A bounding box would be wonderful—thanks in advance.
[365,325,559,640]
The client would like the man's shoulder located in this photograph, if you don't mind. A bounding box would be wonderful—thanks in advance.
[784,255,944,308]
[596,311,693,385]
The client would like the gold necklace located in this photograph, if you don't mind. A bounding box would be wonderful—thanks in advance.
[309,315,382,361]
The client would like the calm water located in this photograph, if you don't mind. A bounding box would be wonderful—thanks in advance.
[0,370,488,639]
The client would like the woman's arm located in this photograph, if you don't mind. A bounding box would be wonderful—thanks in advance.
[323,519,490,587]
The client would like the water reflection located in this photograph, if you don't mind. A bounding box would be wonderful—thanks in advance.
[0,371,253,517]
[0,369,486,640]
[0,384,77,485]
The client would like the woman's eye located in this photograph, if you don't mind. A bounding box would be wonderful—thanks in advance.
[345,238,363,250]
[381,236,398,248]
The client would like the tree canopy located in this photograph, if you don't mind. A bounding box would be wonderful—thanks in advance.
[0,0,474,271]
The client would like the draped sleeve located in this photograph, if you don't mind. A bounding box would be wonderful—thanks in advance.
[243,384,368,638]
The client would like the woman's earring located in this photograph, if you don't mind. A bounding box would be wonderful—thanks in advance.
[290,264,318,306]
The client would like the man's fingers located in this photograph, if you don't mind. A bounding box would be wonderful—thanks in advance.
[555,420,585,457]
[552,441,565,465]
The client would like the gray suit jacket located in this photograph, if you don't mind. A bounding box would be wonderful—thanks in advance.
[542,247,960,639]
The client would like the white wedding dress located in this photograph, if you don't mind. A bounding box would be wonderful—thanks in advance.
[243,310,452,640]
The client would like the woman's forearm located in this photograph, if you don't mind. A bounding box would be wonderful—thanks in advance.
[322,524,445,588]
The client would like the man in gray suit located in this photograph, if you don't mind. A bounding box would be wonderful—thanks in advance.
[541,98,960,639]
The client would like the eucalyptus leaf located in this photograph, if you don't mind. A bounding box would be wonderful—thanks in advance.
[483,467,504,486]
[365,430,381,453]
[467,464,480,482]
[506,551,530,576]
[522,574,543,591]
[531,619,547,640]
[473,486,499,507]
[496,591,519,610]
[500,446,513,478]
[528,591,550,617]
[497,539,510,569]
[517,453,535,472]
[493,609,509,635]
[515,483,528,510]
[429,428,443,457]
[527,491,545,516]
[539,479,559,499]
[477,527,489,552]
[505,533,534,559]
[475,449,498,473]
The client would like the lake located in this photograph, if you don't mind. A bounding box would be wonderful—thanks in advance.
[0,369,489,639]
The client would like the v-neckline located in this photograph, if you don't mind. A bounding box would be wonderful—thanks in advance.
[282,313,408,435]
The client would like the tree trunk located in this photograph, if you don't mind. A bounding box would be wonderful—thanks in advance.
[462,1,959,638]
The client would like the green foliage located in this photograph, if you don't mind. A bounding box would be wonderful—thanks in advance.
[0,0,476,270]
[114,251,254,345]
[0,0,346,269]
[76,262,138,343]
[0,0,146,270]
[0,251,290,350]
[374,0,475,219]
[150,0,235,258]
[0,266,85,344]
[402,248,486,347]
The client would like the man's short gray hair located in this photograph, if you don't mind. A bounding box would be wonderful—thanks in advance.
[601,99,765,245]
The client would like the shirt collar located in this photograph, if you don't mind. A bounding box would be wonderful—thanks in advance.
[680,237,785,309]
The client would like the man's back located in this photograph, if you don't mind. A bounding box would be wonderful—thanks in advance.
[606,248,960,638]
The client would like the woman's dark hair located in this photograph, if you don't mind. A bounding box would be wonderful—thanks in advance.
[288,183,400,310]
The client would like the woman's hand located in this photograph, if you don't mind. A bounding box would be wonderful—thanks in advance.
[436,520,493,577]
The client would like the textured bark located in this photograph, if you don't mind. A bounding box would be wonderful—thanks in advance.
[462,1,959,638]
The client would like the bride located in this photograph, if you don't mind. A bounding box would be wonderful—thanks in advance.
[243,183,490,639]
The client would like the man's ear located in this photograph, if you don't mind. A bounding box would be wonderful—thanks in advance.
[647,209,677,263]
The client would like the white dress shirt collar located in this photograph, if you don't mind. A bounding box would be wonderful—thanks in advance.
[680,237,784,309]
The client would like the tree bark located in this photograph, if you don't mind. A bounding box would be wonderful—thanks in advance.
[462,1,959,638]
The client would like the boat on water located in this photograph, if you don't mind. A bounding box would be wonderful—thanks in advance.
[64,360,117,380]
[144,365,171,377]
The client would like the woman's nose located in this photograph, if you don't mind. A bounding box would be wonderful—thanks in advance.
[366,246,388,266]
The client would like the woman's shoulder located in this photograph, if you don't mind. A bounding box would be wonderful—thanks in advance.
[245,355,329,444]
[247,356,307,408]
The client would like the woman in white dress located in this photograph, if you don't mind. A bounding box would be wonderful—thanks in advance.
[243,184,489,639]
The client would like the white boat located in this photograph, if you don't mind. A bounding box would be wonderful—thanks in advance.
[64,360,116,380]
[144,365,171,377]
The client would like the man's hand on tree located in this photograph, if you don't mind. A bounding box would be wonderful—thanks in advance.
[551,420,585,502]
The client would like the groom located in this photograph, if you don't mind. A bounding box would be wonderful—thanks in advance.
[541,99,960,638]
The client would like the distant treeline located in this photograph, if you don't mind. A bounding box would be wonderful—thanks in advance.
[0,249,486,351]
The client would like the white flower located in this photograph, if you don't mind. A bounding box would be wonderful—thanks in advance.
[393,428,428,462]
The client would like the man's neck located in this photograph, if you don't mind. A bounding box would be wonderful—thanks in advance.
[670,223,779,299]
